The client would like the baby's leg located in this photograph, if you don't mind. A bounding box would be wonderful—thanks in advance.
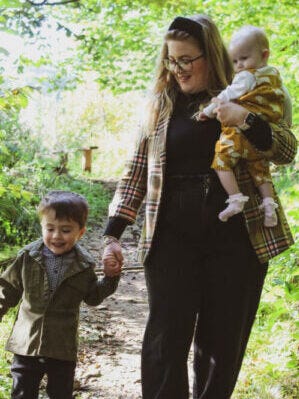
[216,170,249,222]
[258,181,274,198]
[217,169,240,195]
[247,160,278,227]
[258,183,278,227]
[212,128,249,222]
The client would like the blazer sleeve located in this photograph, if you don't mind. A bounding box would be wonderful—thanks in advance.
[108,127,148,223]
[84,275,120,306]
[0,257,23,320]
[268,120,297,165]
[243,118,297,165]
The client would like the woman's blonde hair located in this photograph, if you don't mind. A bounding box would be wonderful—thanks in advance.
[146,14,233,134]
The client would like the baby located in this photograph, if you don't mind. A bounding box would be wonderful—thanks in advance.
[199,25,292,227]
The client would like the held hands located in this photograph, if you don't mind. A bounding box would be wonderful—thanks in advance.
[102,237,123,277]
[211,98,249,127]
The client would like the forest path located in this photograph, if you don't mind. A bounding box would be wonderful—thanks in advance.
[75,181,147,399]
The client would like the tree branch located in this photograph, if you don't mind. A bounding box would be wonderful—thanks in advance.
[27,0,80,6]
[27,0,47,5]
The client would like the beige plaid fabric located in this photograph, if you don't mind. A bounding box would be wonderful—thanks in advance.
[109,115,296,264]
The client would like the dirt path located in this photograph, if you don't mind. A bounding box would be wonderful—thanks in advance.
[74,209,148,399]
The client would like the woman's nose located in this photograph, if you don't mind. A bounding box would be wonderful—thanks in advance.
[174,63,182,73]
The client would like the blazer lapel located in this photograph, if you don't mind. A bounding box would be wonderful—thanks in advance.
[158,115,170,172]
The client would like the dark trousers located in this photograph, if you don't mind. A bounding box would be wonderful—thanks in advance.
[11,354,76,399]
[141,176,268,399]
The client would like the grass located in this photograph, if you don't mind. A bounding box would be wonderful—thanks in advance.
[0,246,20,262]
[0,310,15,399]
[234,243,299,399]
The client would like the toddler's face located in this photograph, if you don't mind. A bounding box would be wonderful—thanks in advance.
[229,39,266,73]
[41,209,85,255]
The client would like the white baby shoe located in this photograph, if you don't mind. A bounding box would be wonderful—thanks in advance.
[259,197,278,227]
[219,193,249,222]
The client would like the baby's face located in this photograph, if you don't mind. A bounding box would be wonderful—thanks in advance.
[229,39,266,73]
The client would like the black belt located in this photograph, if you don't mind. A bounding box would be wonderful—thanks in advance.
[165,174,211,193]
[167,173,210,180]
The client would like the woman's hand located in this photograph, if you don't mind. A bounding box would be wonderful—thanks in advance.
[102,239,124,277]
[212,98,249,127]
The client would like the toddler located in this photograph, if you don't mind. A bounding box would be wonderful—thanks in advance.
[0,190,121,399]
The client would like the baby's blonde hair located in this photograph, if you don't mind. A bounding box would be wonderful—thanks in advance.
[230,25,269,52]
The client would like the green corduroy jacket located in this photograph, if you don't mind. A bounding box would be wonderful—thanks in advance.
[0,239,119,361]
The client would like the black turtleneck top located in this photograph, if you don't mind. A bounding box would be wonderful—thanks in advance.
[165,91,220,176]
[104,91,272,238]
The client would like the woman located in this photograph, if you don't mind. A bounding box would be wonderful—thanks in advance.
[102,15,296,399]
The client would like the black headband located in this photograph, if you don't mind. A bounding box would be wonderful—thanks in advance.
[168,16,204,44]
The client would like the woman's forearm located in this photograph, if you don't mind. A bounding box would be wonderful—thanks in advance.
[267,120,297,165]
[103,217,130,239]
[241,117,272,151]
[213,100,297,160]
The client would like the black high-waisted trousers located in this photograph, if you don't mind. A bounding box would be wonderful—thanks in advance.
[142,174,268,399]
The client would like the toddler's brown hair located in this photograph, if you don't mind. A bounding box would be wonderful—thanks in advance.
[38,190,88,228]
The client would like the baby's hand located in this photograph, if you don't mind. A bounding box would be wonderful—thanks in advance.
[197,112,209,121]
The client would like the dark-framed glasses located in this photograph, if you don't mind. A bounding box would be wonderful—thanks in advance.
[163,54,204,72]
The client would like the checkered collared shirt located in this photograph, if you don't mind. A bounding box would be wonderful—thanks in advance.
[43,247,76,296]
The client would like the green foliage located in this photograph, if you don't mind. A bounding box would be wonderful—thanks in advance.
[0,0,297,121]
[40,173,112,225]
[0,1,298,397]
[233,169,299,398]
[0,77,42,247]
[0,166,112,250]
[0,178,39,246]
[21,85,143,177]
[0,77,112,250]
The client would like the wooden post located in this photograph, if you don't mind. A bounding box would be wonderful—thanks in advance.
[79,146,98,173]
[82,148,92,172]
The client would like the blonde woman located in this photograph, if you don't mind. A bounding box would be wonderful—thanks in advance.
[102,15,296,399]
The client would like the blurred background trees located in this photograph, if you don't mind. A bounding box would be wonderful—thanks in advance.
[0,1,298,397]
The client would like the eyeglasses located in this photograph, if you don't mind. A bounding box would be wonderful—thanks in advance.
[163,54,204,72]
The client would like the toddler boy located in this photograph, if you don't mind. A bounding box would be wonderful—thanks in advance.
[0,190,121,399]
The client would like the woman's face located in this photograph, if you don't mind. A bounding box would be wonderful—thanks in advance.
[167,38,208,94]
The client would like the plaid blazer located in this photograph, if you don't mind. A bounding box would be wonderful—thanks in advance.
[109,114,297,264]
